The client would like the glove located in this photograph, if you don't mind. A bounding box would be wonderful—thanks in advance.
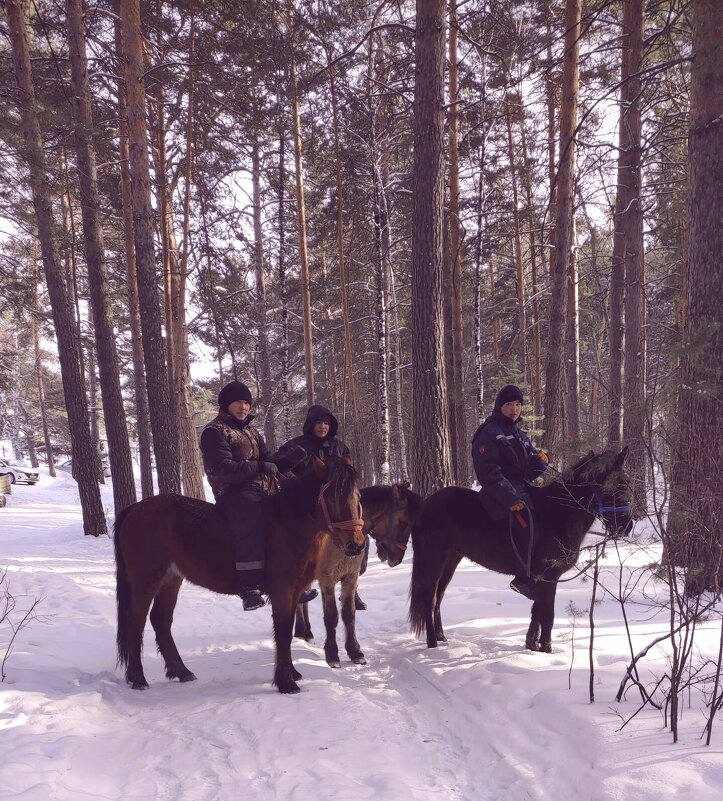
[537,451,550,464]
[509,500,526,512]
[287,445,308,467]
[259,461,279,477]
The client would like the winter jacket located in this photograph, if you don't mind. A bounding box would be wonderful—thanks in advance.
[200,412,275,500]
[277,404,351,475]
[471,410,548,521]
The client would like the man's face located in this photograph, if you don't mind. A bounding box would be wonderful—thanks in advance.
[228,399,251,422]
[500,400,522,421]
[313,419,331,439]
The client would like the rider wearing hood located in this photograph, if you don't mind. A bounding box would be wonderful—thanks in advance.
[277,404,351,471]
[471,385,549,599]
[277,404,368,608]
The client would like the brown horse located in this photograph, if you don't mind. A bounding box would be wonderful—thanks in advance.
[409,448,633,653]
[114,456,364,694]
[293,483,424,666]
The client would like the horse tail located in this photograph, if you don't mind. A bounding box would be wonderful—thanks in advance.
[113,504,133,670]
[408,520,432,637]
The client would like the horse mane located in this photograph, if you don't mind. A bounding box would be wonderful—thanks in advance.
[275,456,358,521]
[558,448,620,485]
[360,484,424,519]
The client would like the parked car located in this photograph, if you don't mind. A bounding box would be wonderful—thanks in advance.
[57,458,111,479]
[0,459,39,485]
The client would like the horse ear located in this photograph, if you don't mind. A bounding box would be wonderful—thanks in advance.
[614,445,629,468]
[392,484,400,503]
[400,480,411,490]
[392,484,408,507]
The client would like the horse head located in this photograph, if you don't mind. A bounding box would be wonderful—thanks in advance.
[312,456,366,557]
[367,482,424,567]
[567,446,634,538]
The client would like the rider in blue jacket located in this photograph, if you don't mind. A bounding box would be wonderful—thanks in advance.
[471,385,549,599]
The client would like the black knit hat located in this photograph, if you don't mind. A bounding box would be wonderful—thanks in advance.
[495,384,524,409]
[218,381,253,412]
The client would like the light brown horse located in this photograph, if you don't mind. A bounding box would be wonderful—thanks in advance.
[114,457,364,694]
[293,483,424,666]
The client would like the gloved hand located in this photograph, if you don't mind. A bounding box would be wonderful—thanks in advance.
[538,450,550,464]
[259,461,279,477]
[509,500,526,512]
[286,444,308,468]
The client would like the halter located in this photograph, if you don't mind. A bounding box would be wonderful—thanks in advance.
[591,485,631,517]
[317,480,365,541]
[364,504,408,551]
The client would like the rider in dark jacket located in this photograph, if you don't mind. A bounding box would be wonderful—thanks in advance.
[277,404,351,472]
[471,385,549,599]
[200,381,316,611]
[277,405,369,608]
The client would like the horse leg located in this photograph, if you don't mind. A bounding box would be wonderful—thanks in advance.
[526,580,557,652]
[320,580,341,668]
[149,575,196,683]
[294,602,313,641]
[537,581,558,653]
[271,593,301,694]
[125,590,155,689]
[433,553,462,643]
[340,574,365,665]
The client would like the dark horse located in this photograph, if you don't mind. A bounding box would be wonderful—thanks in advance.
[293,483,424,665]
[114,457,364,694]
[409,448,633,653]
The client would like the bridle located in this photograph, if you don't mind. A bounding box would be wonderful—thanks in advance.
[364,504,408,551]
[317,480,365,546]
[590,485,633,537]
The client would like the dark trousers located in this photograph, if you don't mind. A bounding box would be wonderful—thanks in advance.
[216,489,265,591]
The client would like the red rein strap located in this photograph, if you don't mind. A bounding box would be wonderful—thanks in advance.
[318,481,365,533]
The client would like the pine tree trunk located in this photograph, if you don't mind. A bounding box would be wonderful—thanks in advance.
[32,256,55,476]
[276,130,292,441]
[410,0,453,496]
[565,210,580,444]
[115,12,153,498]
[251,138,277,451]
[669,0,723,592]
[67,0,136,510]
[367,36,391,483]
[289,46,315,406]
[327,57,361,465]
[542,0,580,458]
[448,0,468,486]
[505,101,527,382]
[119,0,180,494]
[621,0,647,515]
[176,17,206,501]
[8,0,106,536]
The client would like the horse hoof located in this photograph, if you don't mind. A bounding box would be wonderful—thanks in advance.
[278,682,301,694]
[540,643,553,653]
[327,659,341,669]
[351,655,367,665]
[179,672,197,683]
[130,680,149,690]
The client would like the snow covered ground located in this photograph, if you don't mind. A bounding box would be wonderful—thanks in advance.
[1,472,722,801]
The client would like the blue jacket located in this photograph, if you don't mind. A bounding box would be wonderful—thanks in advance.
[471,411,548,520]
